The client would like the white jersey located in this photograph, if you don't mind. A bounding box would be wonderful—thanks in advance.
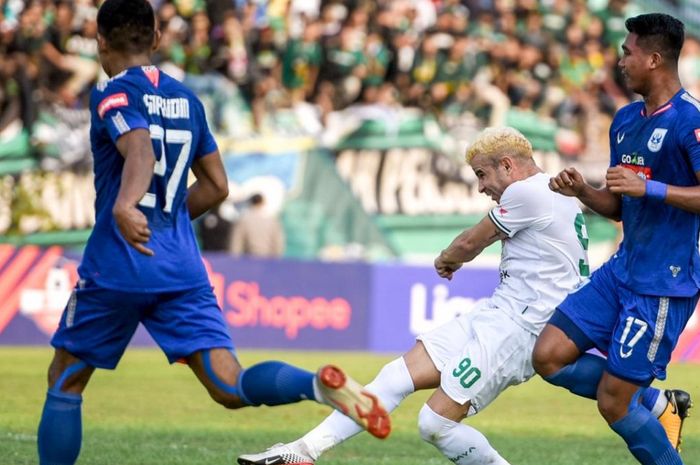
[486,172,588,335]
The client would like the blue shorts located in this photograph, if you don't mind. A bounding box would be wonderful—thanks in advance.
[553,261,698,386]
[51,279,234,369]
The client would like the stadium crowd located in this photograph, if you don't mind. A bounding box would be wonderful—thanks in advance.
[1,0,700,168]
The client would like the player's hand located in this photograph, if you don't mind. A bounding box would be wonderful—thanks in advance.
[113,205,154,256]
[549,167,586,197]
[434,254,462,280]
[606,166,645,197]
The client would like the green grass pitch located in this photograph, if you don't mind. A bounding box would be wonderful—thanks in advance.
[1,347,699,465]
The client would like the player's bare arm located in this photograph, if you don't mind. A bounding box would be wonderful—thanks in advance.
[434,215,506,280]
[550,167,622,221]
[188,150,229,220]
[113,127,156,256]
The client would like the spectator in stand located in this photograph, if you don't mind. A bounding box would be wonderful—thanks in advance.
[185,11,213,75]
[230,193,285,258]
[281,17,322,102]
[43,1,99,105]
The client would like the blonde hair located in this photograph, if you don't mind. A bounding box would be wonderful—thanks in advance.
[465,127,533,165]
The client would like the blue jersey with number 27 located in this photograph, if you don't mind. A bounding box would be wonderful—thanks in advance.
[80,66,218,292]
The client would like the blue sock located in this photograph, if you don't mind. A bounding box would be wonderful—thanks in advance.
[640,387,664,415]
[611,401,682,465]
[238,361,316,406]
[544,353,606,399]
[38,391,82,465]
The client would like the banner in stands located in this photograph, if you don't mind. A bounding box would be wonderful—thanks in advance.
[2,245,700,363]
[330,117,486,216]
[334,147,482,216]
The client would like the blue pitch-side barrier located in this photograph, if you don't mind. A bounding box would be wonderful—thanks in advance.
[2,246,700,361]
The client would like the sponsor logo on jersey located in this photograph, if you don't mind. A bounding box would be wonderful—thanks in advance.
[498,207,508,215]
[499,269,510,281]
[97,92,128,119]
[647,128,668,152]
[620,152,651,179]
[621,153,645,165]
[621,164,652,180]
[143,95,190,119]
[617,131,625,144]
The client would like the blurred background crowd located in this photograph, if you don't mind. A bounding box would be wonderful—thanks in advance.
[4,0,700,168]
[2,0,700,261]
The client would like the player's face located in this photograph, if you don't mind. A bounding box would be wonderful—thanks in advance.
[618,33,651,94]
[471,154,511,203]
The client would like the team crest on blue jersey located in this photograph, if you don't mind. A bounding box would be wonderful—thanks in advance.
[647,128,668,152]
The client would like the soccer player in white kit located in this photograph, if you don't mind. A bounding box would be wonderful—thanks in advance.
[238,127,589,465]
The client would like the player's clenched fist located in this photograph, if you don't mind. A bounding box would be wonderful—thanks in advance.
[549,167,586,197]
[113,204,154,256]
[605,165,646,197]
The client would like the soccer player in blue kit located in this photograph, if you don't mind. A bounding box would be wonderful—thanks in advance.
[36,1,389,464]
[533,13,700,465]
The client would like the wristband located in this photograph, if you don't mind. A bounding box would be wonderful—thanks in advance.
[645,180,668,201]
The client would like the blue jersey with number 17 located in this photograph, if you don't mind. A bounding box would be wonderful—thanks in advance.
[609,89,700,297]
[79,66,217,292]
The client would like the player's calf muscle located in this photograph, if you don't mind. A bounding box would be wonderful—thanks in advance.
[188,349,247,408]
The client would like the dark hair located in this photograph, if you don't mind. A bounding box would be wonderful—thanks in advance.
[625,13,684,63]
[97,0,155,53]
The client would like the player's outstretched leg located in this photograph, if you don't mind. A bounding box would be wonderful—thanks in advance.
[656,390,693,452]
[315,365,391,439]
[238,356,418,464]
[190,350,391,439]
[238,365,391,465]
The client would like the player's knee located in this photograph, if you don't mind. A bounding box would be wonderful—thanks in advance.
[596,388,627,424]
[531,339,557,377]
[47,352,92,394]
[532,326,574,377]
[417,404,450,445]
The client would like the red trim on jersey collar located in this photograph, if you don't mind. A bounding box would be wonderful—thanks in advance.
[142,66,160,88]
[640,102,673,117]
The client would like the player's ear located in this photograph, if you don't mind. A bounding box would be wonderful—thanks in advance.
[152,29,161,52]
[649,51,663,70]
[500,156,513,175]
[96,33,108,54]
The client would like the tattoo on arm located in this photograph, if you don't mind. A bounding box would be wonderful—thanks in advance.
[489,229,504,240]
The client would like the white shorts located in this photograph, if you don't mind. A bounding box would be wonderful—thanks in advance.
[417,303,536,415]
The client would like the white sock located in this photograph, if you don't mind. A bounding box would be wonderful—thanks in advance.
[301,357,415,460]
[651,390,669,418]
[417,404,511,465]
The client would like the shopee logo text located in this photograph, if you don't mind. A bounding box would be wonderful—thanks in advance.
[225,281,352,339]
